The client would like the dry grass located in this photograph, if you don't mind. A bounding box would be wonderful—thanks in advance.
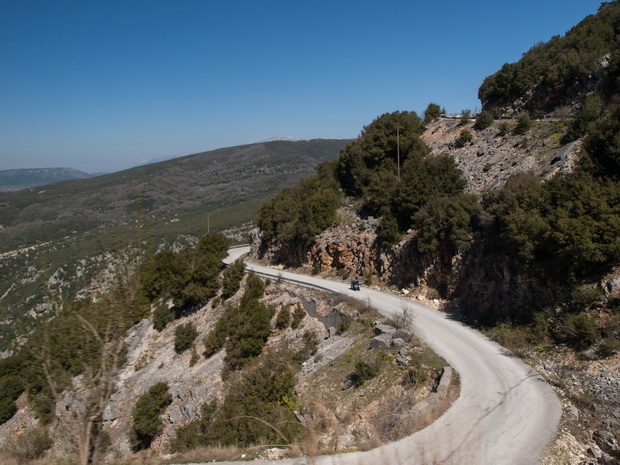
[1,427,53,465]
[294,327,459,456]
[159,445,242,464]
[110,453,165,465]
[289,432,321,459]
[0,454,74,465]
[389,300,416,330]
[370,387,420,442]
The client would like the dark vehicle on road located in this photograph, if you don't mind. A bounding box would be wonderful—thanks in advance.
[350,279,361,291]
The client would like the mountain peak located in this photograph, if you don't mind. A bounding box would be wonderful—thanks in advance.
[262,136,298,142]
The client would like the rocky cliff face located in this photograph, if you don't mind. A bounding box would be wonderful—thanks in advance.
[421,118,580,194]
[291,118,580,309]
[303,213,383,277]
[254,117,583,305]
[301,208,557,323]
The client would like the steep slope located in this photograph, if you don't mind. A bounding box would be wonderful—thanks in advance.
[252,6,620,461]
[0,268,454,463]
[479,1,620,114]
[421,117,580,193]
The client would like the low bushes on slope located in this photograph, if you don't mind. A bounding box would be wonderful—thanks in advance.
[203,273,274,371]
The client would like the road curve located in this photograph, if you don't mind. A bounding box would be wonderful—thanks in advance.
[222,247,562,465]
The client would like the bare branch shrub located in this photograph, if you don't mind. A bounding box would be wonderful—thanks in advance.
[5,426,53,463]
[392,300,416,330]
[371,388,418,442]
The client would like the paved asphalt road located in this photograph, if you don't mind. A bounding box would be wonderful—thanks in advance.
[216,247,562,465]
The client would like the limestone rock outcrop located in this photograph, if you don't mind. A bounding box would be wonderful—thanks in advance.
[421,118,580,194]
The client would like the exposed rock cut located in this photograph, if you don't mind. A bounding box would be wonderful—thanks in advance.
[421,118,581,194]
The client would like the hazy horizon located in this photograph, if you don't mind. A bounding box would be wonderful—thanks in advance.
[1,0,603,173]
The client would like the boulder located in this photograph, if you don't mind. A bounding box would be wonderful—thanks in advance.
[605,277,620,294]
[437,366,453,399]
[393,329,413,343]
[102,404,119,421]
[374,324,396,336]
[370,333,393,349]
[335,425,355,451]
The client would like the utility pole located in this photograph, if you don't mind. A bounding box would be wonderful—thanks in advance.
[396,125,402,181]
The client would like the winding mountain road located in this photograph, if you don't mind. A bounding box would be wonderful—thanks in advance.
[222,247,562,465]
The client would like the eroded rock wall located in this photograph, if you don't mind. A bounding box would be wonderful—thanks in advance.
[421,118,581,194]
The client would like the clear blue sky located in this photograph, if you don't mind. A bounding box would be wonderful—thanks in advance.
[0,0,604,173]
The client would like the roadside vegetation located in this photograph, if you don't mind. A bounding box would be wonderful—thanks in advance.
[171,286,454,460]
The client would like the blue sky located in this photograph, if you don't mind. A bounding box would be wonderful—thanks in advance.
[0,0,604,173]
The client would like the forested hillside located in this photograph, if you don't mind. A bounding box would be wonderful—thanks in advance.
[479,1,620,114]
[0,139,346,352]
[258,107,620,303]
[0,139,345,253]
[257,111,469,259]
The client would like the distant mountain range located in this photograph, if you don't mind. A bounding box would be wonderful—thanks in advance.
[0,167,96,191]
[2,138,302,190]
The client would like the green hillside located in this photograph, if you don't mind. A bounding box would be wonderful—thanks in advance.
[0,139,347,352]
[479,1,620,113]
